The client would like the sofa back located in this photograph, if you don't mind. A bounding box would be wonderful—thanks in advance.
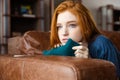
[22,31,50,51]
[24,31,120,51]
[8,30,120,55]
[8,31,50,55]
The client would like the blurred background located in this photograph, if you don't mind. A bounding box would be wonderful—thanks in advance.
[0,0,120,54]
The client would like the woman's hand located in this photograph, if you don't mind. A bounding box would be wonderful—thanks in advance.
[72,42,89,58]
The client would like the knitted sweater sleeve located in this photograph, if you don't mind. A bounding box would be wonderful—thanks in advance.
[43,38,79,56]
[88,35,120,78]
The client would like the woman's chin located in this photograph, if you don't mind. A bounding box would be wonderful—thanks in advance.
[62,43,66,45]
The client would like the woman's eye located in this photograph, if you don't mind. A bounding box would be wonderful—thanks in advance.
[57,25,62,30]
[69,24,77,28]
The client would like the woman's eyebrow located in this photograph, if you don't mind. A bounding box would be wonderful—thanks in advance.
[67,21,77,24]
[56,23,61,25]
[56,21,77,25]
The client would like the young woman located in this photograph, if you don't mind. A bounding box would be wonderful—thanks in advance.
[43,0,120,78]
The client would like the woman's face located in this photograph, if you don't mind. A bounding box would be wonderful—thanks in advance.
[57,10,82,45]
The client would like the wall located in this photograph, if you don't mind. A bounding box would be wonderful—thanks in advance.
[82,0,120,26]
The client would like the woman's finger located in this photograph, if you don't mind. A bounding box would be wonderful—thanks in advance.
[72,45,88,51]
[75,53,88,58]
[74,49,88,55]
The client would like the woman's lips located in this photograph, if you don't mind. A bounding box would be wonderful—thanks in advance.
[62,38,68,43]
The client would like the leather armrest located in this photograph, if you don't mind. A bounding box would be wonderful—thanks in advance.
[0,55,117,80]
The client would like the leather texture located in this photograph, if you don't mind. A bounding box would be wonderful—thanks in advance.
[8,31,50,55]
[0,55,117,80]
[1,30,120,80]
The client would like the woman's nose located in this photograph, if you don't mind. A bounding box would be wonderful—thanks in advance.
[62,27,68,36]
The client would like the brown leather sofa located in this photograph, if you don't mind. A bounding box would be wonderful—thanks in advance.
[0,30,120,80]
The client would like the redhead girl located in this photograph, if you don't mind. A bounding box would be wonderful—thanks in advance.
[43,0,120,78]
[18,0,120,79]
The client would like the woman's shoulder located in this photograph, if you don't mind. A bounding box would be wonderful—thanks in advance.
[92,35,111,44]
[96,35,109,40]
[88,35,115,58]
[88,35,113,49]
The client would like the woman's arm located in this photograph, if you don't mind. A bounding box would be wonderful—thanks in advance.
[88,35,120,78]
